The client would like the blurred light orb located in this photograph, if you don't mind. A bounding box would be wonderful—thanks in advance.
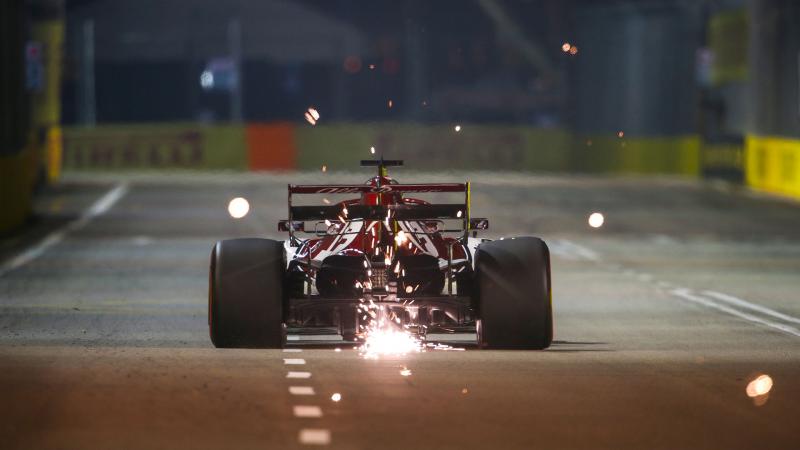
[454,125,462,132]
[618,130,625,138]
[304,107,320,126]
[370,146,376,154]
[746,374,773,398]
[200,70,214,90]
[331,393,342,402]
[228,197,250,219]
[561,42,571,52]
[569,46,579,55]
[343,55,362,74]
[588,212,604,228]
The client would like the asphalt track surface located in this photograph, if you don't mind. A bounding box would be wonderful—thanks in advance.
[2,171,800,449]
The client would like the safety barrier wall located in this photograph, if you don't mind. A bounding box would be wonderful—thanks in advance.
[572,134,700,175]
[746,135,800,200]
[63,123,249,170]
[63,122,704,176]
[295,124,572,172]
[0,144,40,234]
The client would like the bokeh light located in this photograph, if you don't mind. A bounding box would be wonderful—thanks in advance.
[588,212,604,228]
[227,197,250,219]
[746,374,773,398]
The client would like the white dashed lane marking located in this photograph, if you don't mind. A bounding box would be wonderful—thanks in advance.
[287,371,312,379]
[294,406,323,418]
[290,386,316,395]
[283,348,303,352]
[298,429,331,445]
[284,358,306,365]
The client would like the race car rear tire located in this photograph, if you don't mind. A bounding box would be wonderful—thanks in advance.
[209,238,285,348]
[474,237,552,349]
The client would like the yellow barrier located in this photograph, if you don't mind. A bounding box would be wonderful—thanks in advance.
[746,135,800,199]
[294,123,572,171]
[62,122,703,176]
[62,123,248,170]
[573,134,700,175]
[0,143,39,234]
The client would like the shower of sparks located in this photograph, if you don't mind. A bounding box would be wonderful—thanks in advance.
[359,318,422,360]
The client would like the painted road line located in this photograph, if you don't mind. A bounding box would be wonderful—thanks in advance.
[283,348,303,352]
[289,386,316,396]
[549,239,600,262]
[293,406,323,418]
[702,290,800,325]
[0,183,129,278]
[287,371,312,379]
[284,358,306,365]
[670,288,800,338]
[298,429,331,445]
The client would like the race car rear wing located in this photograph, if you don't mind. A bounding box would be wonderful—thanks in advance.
[288,183,467,194]
[281,182,488,240]
[290,203,465,221]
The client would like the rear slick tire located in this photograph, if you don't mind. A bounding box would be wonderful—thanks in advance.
[474,237,552,349]
[209,238,285,348]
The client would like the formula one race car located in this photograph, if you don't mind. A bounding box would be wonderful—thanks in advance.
[208,160,552,349]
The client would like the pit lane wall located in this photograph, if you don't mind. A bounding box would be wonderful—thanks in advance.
[62,123,700,175]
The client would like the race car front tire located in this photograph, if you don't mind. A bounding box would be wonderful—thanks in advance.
[474,237,552,349]
[209,238,285,348]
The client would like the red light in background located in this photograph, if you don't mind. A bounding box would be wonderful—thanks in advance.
[343,56,362,74]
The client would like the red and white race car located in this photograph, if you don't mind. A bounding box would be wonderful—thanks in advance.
[209,160,552,349]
